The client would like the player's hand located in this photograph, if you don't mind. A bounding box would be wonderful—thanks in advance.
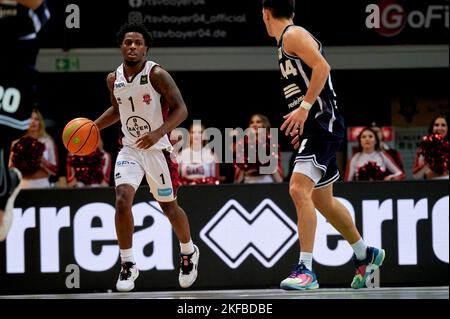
[37,155,44,166]
[291,134,300,150]
[245,168,259,177]
[135,131,163,149]
[281,107,309,137]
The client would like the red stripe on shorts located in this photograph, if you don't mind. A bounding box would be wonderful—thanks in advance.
[163,150,181,197]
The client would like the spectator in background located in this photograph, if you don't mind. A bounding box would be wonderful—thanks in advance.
[234,114,284,184]
[67,135,112,187]
[177,122,220,185]
[371,124,404,170]
[345,127,405,181]
[413,114,449,180]
[9,109,58,189]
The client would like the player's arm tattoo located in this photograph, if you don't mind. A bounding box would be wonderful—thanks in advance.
[151,67,186,110]
[150,66,188,134]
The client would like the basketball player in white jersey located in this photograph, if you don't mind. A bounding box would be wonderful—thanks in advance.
[94,23,199,292]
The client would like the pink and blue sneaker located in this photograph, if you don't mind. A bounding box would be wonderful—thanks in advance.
[351,246,386,289]
[280,263,319,290]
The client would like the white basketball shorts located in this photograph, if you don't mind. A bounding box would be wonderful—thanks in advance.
[114,146,179,202]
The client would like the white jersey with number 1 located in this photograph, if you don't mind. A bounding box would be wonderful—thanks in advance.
[114,61,172,151]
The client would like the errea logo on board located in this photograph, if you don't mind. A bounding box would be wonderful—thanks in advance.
[200,199,298,269]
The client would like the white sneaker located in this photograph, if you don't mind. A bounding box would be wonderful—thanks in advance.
[179,245,199,288]
[0,168,22,242]
[116,262,139,292]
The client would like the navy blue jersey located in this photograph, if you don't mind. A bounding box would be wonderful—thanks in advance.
[278,25,345,139]
[0,0,50,41]
[0,1,50,133]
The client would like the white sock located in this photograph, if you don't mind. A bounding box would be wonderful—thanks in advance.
[351,239,368,260]
[120,248,135,263]
[299,252,313,271]
[180,239,195,255]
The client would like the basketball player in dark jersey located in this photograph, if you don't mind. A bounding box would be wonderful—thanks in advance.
[0,0,50,241]
[262,0,385,290]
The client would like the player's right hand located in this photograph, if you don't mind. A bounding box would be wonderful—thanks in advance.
[281,107,308,137]
[135,130,163,149]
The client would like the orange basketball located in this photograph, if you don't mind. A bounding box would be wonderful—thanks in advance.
[62,118,99,156]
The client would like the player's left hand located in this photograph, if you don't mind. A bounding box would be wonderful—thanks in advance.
[281,107,309,137]
[135,131,163,149]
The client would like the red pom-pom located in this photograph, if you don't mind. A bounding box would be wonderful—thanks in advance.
[233,133,277,172]
[11,136,45,175]
[356,161,386,181]
[419,134,449,175]
[68,148,105,185]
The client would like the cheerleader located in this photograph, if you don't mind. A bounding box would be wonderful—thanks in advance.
[413,114,449,180]
[234,114,284,184]
[345,127,405,181]
[178,122,220,185]
[67,136,112,187]
[9,109,58,189]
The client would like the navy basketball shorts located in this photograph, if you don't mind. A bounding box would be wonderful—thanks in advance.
[293,134,343,189]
